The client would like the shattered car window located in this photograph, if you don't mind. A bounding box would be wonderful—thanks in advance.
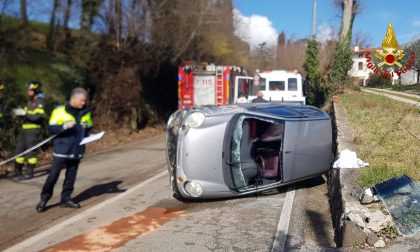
[231,115,247,188]
[374,175,420,237]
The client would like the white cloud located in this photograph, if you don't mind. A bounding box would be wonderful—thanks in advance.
[398,32,420,44]
[233,9,278,51]
[317,23,337,43]
[412,19,420,27]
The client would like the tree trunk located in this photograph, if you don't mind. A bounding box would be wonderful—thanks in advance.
[63,0,73,41]
[47,0,60,52]
[20,0,28,24]
[115,0,122,49]
[108,0,115,35]
[81,0,91,32]
[340,0,353,38]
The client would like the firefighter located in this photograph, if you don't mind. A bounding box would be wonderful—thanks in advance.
[10,81,46,180]
[36,88,93,212]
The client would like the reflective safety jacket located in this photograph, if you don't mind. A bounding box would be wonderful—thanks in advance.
[49,103,93,159]
[22,97,45,130]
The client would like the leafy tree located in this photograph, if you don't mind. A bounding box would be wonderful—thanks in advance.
[330,0,358,87]
[303,39,323,106]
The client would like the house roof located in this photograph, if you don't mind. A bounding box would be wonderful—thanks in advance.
[351,47,380,53]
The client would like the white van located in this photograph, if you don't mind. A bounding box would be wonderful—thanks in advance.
[234,70,306,105]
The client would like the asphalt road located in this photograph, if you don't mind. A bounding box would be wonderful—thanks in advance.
[0,135,335,251]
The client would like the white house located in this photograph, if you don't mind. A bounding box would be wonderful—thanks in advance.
[349,45,418,85]
[348,46,380,86]
[400,69,419,85]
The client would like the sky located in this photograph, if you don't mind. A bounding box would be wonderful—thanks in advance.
[233,0,420,49]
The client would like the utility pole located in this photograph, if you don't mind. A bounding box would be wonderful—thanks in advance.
[312,0,317,38]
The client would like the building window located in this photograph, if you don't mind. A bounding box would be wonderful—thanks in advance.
[358,53,364,58]
[358,62,363,70]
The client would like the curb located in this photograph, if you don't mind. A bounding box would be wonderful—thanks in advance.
[328,98,363,247]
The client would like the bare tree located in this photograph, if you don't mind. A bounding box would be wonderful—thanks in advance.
[404,39,420,82]
[47,0,60,52]
[352,30,372,48]
[0,0,10,28]
[81,0,103,33]
[20,0,28,24]
[63,0,73,41]
[334,0,360,39]
[114,0,122,48]
[276,36,307,73]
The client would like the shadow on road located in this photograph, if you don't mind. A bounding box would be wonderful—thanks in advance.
[294,176,326,190]
[42,181,127,210]
[306,210,334,247]
[73,180,127,204]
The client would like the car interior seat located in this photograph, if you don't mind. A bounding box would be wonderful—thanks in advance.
[240,120,258,180]
[256,148,279,179]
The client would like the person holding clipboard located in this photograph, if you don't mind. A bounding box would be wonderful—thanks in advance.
[36,88,93,213]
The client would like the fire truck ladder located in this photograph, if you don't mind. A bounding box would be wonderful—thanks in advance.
[215,67,224,105]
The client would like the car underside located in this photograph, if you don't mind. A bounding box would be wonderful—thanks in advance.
[167,104,332,201]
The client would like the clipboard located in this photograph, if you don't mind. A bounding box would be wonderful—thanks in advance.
[80,131,105,145]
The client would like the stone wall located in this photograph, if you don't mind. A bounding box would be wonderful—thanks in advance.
[328,98,389,248]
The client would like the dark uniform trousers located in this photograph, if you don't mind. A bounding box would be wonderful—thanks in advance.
[15,129,41,162]
[41,157,80,203]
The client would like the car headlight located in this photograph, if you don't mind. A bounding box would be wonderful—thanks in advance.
[185,112,205,128]
[184,180,203,197]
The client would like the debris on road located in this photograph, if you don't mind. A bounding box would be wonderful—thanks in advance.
[333,149,369,169]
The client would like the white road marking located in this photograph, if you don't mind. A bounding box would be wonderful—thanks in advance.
[271,186,296,252]
[4,169,168,252]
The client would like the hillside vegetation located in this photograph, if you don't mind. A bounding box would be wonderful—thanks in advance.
[0,0,250,158]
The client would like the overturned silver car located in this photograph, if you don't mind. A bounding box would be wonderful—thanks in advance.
[166,103,332,201]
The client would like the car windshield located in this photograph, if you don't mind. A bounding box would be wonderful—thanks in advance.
[269,81,285,91]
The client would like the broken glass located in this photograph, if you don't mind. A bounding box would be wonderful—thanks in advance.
[374,175,420,237]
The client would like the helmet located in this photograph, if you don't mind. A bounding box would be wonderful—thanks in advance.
[27,81,42,94]
[0,83,4,91]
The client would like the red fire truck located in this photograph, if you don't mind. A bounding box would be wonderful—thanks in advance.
[177,64,248,109]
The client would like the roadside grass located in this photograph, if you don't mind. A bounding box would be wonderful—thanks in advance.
[338,90,420,187]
